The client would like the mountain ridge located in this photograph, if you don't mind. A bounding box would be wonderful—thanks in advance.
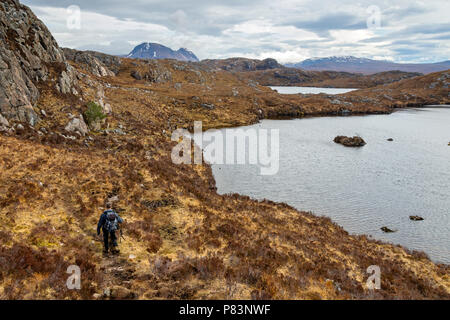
[126,42,199,62]
[286,56,450,74]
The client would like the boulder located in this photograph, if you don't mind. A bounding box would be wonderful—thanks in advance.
[130,70,143,80]
[381,226,396,233]
[201,103,215,110]
[109,286,135,300]
[387,138,394,141]
[334,136,366,147]
[65,116,89,136]
[409,216,424,221]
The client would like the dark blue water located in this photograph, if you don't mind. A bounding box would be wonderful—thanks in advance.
[209,107,450,263]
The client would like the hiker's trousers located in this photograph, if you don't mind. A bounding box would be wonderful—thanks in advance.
[103,230,117,252]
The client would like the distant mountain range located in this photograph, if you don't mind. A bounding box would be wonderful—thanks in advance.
[126,42,199,62]
[285,56,450,74]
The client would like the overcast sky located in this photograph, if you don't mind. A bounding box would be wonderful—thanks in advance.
[22,0,450,63]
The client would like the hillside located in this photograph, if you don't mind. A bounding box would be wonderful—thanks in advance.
[286,56,450,75]
[200,58,423,88]
[235,68,423,89]
[126,43,199,62]
[201,57,284,71]
[0,0,449,300]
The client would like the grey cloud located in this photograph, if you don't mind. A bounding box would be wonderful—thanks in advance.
[21,0,450,63]
[290,13,367,32]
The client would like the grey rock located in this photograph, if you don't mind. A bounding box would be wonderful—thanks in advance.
[130,61,172,83]
[0,0,77,125]
[103,103,112,115]
[331,99,341,105]
[94,88,112,115]
[0,113,9,127]
[57,64,78,95]
[65,116,89,136]
[429,82,438,89]
[201,103,215,110]
[113,128,125,135]
[62,48,115,77]
[103,288,111,298]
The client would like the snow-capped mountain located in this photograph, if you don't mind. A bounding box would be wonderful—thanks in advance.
[286,56,450,74]
[126,43,199,62]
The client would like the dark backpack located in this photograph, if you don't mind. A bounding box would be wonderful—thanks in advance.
[104,210,118,232]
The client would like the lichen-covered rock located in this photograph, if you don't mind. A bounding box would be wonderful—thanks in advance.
[64,116,89,136]
[95,87,112,114]
[0,0,77,125]
[57,66,77,94]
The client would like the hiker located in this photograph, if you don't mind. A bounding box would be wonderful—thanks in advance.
[97,203,123,254]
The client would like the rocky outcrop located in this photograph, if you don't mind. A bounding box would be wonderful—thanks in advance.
[0,0,77,125]
[130,60,172,83]
[63,48,116,77]
[334,136,366,147]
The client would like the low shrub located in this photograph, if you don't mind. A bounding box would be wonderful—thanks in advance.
[83,101,106,126]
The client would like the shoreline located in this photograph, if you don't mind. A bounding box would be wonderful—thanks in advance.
[205,106,450,266]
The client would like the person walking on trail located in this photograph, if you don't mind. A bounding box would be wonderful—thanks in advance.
[97,203,123,254]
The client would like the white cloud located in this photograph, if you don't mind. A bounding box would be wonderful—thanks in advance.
[23,0,450,63]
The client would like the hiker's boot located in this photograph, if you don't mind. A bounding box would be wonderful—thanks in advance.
[112,249,120,255]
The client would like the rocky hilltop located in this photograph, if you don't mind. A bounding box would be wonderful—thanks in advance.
[0,0,449,300]
[126,42,199,62]
[200,58,423,88]
[201,57,284,71]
